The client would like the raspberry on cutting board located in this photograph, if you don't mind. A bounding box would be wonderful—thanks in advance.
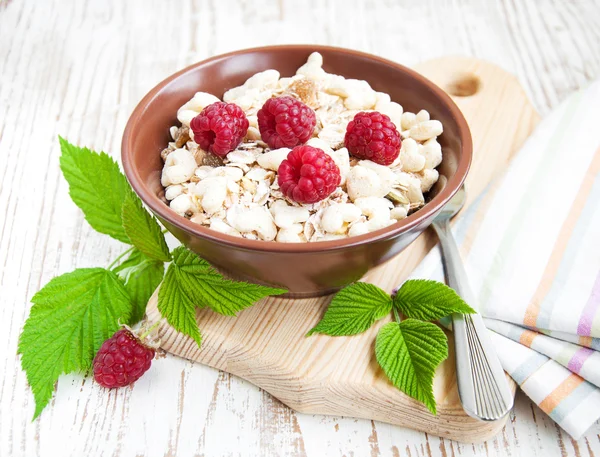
[257,96,317,149]
[278,145,341,204]
[344,111,402,165]
[93,328,156,388]
[190,101,249,157]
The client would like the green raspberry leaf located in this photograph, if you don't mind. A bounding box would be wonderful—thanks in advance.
[114,249,165,324]
[197,277,288,316]
[18,268,132,419]
[165,246,218,278]
[375,319,448,415]
[121,192,171,262]
[307,282,392,336]
[157,246,286,347]
[393,280,475,321]
[158,259,203,347]
[58,137,130,243]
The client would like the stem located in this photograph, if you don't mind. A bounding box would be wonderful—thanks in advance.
[393,307,402,324]
[139,320,162,340]
[107,246,135,270]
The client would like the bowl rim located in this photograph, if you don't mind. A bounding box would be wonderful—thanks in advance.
[122,44,472,253]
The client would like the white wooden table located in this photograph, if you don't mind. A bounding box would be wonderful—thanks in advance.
[2,0,600,455]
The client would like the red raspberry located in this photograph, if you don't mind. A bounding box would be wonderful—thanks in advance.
[278,145,341,204]
[93,329,155,388]
[190,101,249,157]
[257,96,316,149]
[344,111,401,165]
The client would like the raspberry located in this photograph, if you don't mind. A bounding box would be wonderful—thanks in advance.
[257,96,316,149]
[190,101,249,157]
[344,111,401,165]
[278,145,341,204]
[93,329,155,388]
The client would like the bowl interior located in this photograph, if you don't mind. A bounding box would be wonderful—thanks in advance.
[124,46,469,250]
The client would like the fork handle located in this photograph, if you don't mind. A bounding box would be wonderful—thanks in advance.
[432,220,513,421]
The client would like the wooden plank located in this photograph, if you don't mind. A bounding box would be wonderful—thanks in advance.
[1,0,600,455]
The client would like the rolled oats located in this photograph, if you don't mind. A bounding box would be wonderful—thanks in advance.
[210,218,242,237]
[346,165,389,200]
[400,112,417,131]
[256,148,291,171]
[399,138,426,173]
[276,223,305,243]
[161,148,197,186]
[161,53,445,242]
[226,204,277,241]
[408,120,444,142]
[170,194,194,216]
[177,92,220,126]
[420,137,443,169]
[390,206,409,221]
[418,168,440,193]
[193,176,228,214]
[270,200,310,229]
[321,203,362,234]
[165,184,184,201]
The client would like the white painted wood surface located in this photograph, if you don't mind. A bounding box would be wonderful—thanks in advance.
[1,0,600,455]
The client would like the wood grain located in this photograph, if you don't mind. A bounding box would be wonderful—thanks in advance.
[2,0,600,455]
[144,56,536,443]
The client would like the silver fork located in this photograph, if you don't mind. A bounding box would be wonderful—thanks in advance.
[432,187,513,421]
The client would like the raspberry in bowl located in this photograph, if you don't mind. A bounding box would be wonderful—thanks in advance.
[258,96,316,149]
[189,101,249,157]
[122,45,472,296]
[344,111,402,166]
[278,145,341,204]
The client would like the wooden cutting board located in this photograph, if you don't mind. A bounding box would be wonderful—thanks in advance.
[145,57,540,443]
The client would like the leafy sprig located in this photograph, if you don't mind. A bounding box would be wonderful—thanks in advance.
[19,268,131,418]
[307,280,475,414]
[306,283,392,336]
[20,137,474,419]
[158,246,286,346]
[18,138,286,419]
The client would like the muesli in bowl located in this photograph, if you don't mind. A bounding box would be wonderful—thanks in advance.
[160,52,443,243]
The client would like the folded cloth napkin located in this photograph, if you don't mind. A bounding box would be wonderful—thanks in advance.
[411,80,600,439]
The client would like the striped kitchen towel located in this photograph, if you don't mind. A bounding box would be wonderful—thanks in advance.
[411,80,600,439]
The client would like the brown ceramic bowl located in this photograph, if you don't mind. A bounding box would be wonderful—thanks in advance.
[122,45,471,297]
